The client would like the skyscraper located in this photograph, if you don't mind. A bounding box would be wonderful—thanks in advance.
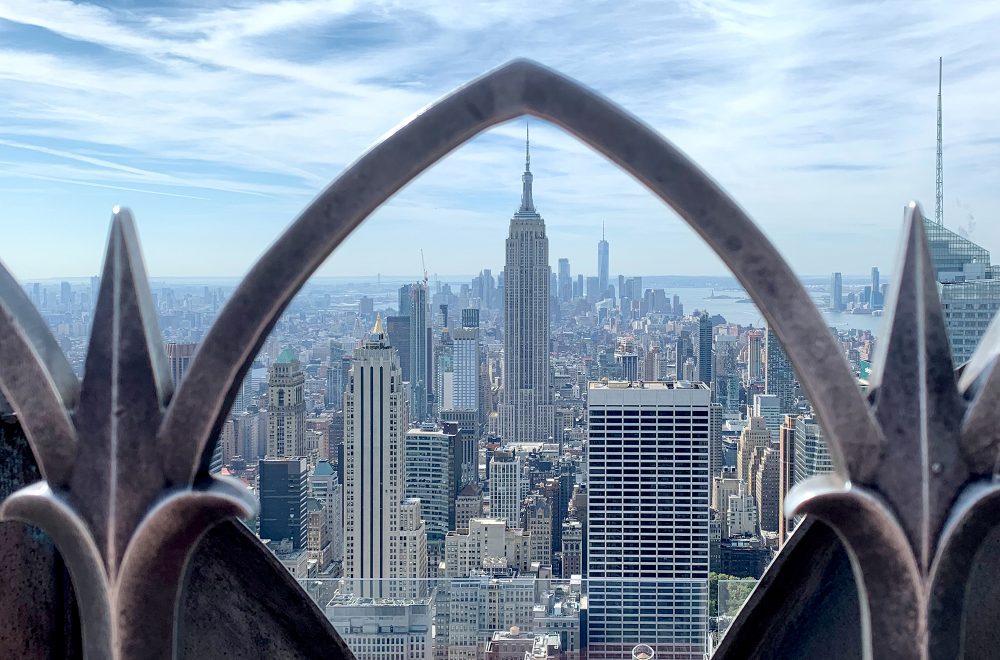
[675,331,692,381]
[165,342,197,386]
[450,325,481,414]
[343,315,426,599]
[408,283,430,422]
[695,312,713,385]
[764,328,795,414]
[870,266,881,307]
[777,415,797,545]
[489,449,523,527]
[405,424,461,565]
[500,128,554,443]
[745,329,764,384]
[921,215,1000,362]
[752,393,782,443]
[587,381,709,658]
[386,315,411,382]
[713,335,740,412]
[266,348,306,458]
[598,224,609,295]
[258,457,308,550]
[830,272,844,311]
[557,257,572,302]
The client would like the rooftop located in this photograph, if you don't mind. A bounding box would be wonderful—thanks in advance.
[589,379,710,390]
[275,347,298,364]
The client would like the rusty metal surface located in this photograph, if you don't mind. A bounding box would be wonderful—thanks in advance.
[0,59,996,659]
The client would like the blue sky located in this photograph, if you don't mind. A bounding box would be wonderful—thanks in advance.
[1,1,999,280]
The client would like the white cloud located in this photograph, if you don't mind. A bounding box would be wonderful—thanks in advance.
[0,0,999,279]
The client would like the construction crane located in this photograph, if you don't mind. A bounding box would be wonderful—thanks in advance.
[421,249,428,288]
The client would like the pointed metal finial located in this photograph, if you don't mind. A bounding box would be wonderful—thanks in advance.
[371,312,385,336]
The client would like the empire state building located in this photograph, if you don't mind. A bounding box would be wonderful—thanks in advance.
[500,128,554,443]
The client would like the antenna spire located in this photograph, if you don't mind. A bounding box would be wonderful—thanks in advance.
[936,56,944,225]
[519,119,535,213]
[525,120,530,172]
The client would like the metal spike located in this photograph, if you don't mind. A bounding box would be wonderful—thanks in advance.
[0,263,78,486]
[869,202,968,570]
[72,208,173,575]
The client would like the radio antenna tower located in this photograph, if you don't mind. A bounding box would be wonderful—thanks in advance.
[935,56,944,225]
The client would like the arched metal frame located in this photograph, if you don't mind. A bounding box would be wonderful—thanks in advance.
[0,59,997,659]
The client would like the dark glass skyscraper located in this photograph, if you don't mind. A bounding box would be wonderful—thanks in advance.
[830,272,844,311]
[696,312,713,385]
[765,327,795,414]
[922,215,1000,362]
[258,457,308,550]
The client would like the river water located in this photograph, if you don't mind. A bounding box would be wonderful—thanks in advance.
[663,285,885,336]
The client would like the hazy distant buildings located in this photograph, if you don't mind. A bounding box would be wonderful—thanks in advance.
[500,133,554,443]
[587,381,709,659]
[558,258,573,302]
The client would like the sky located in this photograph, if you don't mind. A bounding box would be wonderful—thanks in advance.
[1,1,999,281]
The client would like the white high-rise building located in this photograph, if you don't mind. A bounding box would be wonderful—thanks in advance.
[343,315,426,599]
[500,129,554,443]
[587,380,710,659]
[489,449,523,528]
[451,326,481,413]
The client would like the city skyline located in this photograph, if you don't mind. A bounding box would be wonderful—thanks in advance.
[2,2,1000,280]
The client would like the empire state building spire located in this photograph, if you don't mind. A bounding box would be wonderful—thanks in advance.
[519,122,535,213]
[502,120,553,445]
